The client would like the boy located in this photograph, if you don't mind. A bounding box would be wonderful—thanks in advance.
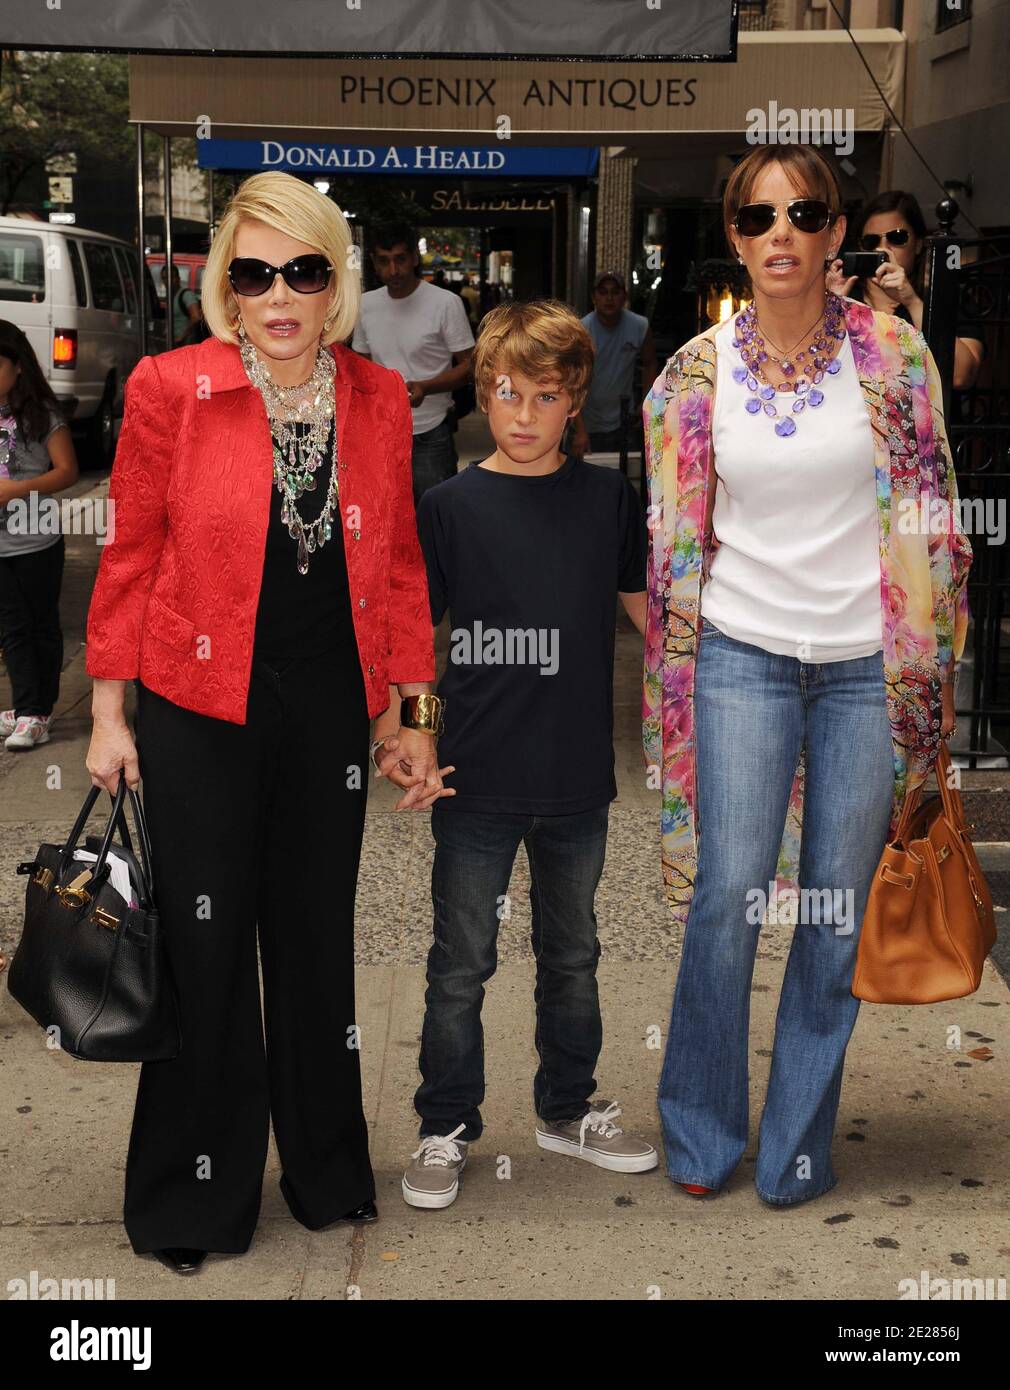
[376,299,656,1209]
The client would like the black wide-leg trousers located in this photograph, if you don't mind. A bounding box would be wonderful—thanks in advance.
[125,646,373,1254]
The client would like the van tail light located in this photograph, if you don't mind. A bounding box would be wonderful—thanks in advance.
[53,329,78,368]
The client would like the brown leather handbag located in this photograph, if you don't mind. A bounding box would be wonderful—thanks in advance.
[853,744,996,1004]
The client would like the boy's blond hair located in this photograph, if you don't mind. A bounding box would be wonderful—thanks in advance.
[473,299,594,414]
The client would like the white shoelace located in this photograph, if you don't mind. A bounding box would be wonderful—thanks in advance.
[578,1102,624,1153]
[411,1122,467,1168]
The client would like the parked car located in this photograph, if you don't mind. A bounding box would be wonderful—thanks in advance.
[146,252,207,301]
[0,216,165,468]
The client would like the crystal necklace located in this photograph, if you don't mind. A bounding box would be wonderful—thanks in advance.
[730,292,846,438]
[240,335,338,574]
[758,308,827,375]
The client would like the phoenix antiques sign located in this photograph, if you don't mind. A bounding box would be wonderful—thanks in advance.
[128,36,904,141]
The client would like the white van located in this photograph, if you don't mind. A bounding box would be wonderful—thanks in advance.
[0,216,165,467]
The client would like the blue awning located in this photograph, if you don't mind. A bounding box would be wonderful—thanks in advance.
[196,141,600,177]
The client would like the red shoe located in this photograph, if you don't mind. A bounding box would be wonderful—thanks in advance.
[678,1182,717,1197]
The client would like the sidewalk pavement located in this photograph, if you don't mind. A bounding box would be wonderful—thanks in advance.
[2,446,1008,1300]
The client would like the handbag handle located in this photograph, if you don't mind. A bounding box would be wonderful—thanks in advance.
[894,743,967,844]
[57,778,156,909]
[105,788,136,854]
[123,784,156,904]
[102,781,156,909]
[101,782,155,900]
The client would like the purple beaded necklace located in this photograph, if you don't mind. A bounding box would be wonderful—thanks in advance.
[730,291,847,438]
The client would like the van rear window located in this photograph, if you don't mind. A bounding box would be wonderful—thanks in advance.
[83,241,125,312]
[0,233,46,303]
[66,240,87,307]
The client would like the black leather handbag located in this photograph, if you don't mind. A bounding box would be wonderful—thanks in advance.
[8,779,180,1062]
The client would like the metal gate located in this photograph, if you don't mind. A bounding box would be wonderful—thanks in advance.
[922,200,1010,768]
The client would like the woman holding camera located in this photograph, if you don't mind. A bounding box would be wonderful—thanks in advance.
[827,189,984,390]
[85,172,449,1273]
[644,146,973,1206]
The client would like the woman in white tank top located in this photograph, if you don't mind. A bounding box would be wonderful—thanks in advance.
[643,144,972,1207]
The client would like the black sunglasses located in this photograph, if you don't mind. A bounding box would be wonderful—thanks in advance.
[733,199,834,238]
[227,255,333,297]
[859,228,911,250]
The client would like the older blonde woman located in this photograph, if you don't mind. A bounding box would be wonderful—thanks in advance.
[85,172,450,1272]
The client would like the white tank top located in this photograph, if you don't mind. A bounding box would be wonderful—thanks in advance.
[700,313,883,663]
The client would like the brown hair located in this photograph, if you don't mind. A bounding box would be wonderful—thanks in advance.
[723,145,843,251]
[473,299,594,414]
[0,319,61,443]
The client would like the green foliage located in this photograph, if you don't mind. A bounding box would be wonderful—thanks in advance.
[0,51,134,214]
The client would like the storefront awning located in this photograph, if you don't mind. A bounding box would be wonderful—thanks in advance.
[128,31,904,146]
[6,0,735,61]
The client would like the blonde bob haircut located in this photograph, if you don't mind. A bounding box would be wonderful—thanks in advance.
[473,299,594,414]
[202,171,360,346]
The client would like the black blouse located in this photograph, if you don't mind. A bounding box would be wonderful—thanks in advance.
[252,420,356,659]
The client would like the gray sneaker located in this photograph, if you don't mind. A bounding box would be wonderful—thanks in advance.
[402,1124,469,1209]
[536,1101,658,1173]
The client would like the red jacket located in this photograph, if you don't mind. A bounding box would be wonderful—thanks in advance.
[85,337,434,723]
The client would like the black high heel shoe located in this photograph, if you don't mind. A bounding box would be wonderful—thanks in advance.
[339,1199,378,1224]
[153,1247,207,1274]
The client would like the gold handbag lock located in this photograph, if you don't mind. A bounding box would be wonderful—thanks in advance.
[54,869,94,910]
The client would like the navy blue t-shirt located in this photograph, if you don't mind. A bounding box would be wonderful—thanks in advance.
[416,455,647,815]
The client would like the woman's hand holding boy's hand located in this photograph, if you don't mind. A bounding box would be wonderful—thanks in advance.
[373,726,456,810]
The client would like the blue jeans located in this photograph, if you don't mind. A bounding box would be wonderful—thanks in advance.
[658,618,894,1205]
[415,803,610,1142]
[411,418,458,507]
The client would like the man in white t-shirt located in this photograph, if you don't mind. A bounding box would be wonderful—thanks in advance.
[352,223,476,505]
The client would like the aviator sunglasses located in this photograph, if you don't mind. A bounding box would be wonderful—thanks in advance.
[227,254,333,296]
[859,228,911,250]
[732,199,835,237]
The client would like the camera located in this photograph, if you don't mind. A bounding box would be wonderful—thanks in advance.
[841,250,889,279]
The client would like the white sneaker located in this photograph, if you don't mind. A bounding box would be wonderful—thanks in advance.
[1,711,52,739]
[5,715,51,751]
[402,1124,469,1209]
